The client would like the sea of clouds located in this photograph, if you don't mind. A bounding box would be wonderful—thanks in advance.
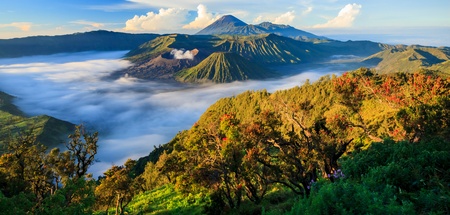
[0,51,362,176]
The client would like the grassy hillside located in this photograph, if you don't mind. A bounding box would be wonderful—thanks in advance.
[125,34,217,63]
[213,34,325,64]
[127,34,326,65]
[363,45,450,74]
[175,52,275,83]
[0,91,74,151]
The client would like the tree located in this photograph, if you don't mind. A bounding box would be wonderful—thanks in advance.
[140,157,169,191]
[66,125,98,181]
[95,159,139,215]
[0,130,51,205]
[0,125,99,214]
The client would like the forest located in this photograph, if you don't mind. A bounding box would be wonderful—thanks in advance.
[0,68,449,214]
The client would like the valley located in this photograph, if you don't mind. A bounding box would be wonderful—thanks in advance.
[0,10,449,214]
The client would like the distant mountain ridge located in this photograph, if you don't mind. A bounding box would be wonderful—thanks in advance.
[196,15,325,41]
[0,30,158,58]
[363,45,450,75]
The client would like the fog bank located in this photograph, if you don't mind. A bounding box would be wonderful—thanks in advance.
[0,52,361,175]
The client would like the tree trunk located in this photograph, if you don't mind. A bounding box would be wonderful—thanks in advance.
[115,194,120,215]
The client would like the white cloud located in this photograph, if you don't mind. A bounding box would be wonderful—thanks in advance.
[124,8,188,32]
[313,3,362,28]
[71,20,105,28]
[0,22,32,31]
[273,11,296,24]
[303,6,313,15]
[253,15,263,23]
[183,4,220,30]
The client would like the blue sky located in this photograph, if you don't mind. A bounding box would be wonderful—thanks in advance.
[1,0,449,46]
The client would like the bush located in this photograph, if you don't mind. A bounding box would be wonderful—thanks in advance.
[288,138,450,215]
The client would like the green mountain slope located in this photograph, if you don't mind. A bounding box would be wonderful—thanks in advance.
[121,34,216,79]
[0,91,74,152]
[214,34,325,64]
[125,34,217,63]
[363,45,450,74]
[175,52,275,83]
[120,33,328,81]
[121,33,388,82]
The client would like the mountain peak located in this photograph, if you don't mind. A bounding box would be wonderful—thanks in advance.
[196,15,324,40]
[216,15,247,26]
[196,15,247,35]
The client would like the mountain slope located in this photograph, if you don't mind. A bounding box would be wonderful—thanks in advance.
[120,33,329,80]
[121,31,389,81]
[125,34,215,63]
[363,45,450,74]
[255,22,326,40]
[317,40,392,57]
[196,15,323,40]
[0,91,74,151]
[0,30,158,58]
[175,52,275,83]
[214,34,326,64]
[121,34,215,79]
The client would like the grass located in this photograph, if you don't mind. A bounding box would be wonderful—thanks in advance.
[125,184,211,215]
[120,183,298,215]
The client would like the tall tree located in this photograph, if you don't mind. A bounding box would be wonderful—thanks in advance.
[95,159,139,215]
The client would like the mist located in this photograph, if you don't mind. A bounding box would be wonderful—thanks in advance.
[0,51,362,176]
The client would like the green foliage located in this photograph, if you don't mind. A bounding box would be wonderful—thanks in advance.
[37,177,96,215]
[0,191,34,215]
[95,159,140,215]
[0,125,99,214]
[290,138,450,215]
[141,158,169,191]
[133,142,174,176]
[288,180,414,215]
